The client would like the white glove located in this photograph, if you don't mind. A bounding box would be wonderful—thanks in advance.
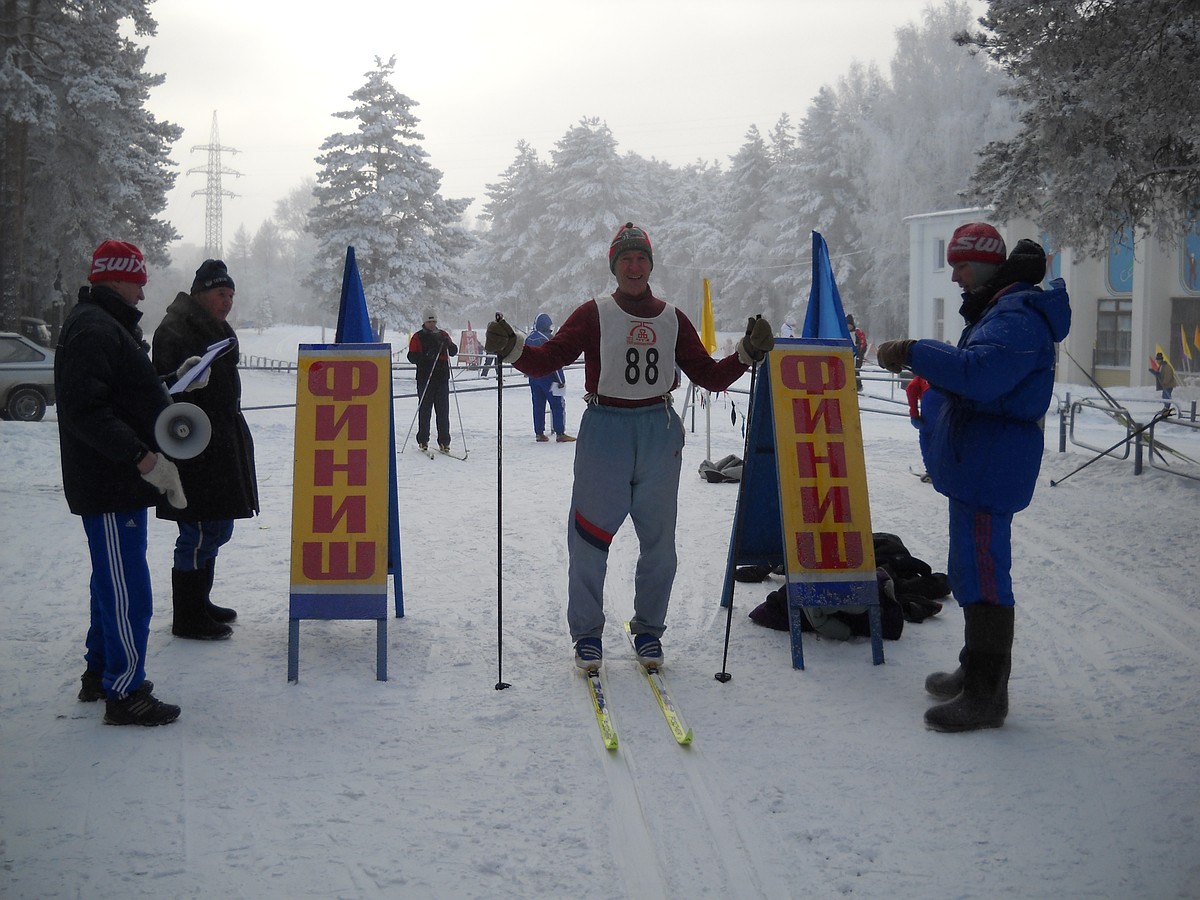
[141,455,188,509]
[175,356,210,391]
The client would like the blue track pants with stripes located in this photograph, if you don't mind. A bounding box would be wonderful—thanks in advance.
[947,498,1014,608]
[567,403,684,641]
[81,510,153,699]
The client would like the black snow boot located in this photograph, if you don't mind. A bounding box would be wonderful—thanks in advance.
[925,643,967,699]
[924,604,1012,733]
[172,568,233,640]
[202,560,237,624]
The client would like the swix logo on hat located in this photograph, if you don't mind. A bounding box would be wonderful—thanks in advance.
[946,223,1006,267]
[89,240,148,285]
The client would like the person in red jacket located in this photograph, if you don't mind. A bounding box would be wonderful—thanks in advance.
[484,223,774,671]
[407,307,458,452]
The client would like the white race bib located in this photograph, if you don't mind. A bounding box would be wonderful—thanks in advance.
[595,296,679,400]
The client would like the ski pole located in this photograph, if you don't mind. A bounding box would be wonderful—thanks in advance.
[716,316,763,684]
[446,352,470,457]
[1050,406,1175,486]
[1063,348,1169,466]
[494,313,511,691]
[401,348,438,452]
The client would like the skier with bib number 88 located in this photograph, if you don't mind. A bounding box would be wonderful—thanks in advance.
[484,223,774,672]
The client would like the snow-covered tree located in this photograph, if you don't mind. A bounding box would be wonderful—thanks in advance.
[307,56,475,327]
[535,117,641,305]
[718,125,779,321]
[854,0,1017,337]
[0,0,179,323]
[473,140,550,327]
[657,160,726,320]
[961,0,1200,256]
[273,179,320,323]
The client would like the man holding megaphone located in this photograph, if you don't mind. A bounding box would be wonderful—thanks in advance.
[56,240,206,726]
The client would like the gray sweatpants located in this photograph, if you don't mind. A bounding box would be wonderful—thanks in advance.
[566,402,684,642]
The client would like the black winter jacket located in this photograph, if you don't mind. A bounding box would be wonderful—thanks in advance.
[55,286,171,515]
[406,327,457,386]
[151,292,259,522]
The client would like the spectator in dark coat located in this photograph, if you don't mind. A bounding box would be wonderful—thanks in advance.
[1150,352,1178,406]
[877,224,1070,733]
[407,307,458,452]
[152,259,259,640]
[56,240,194,726]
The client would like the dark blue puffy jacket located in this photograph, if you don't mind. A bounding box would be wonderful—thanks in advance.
[912,278,1071,514]
[524,313,564,387]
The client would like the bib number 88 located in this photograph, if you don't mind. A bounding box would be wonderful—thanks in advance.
[625,347,660,386]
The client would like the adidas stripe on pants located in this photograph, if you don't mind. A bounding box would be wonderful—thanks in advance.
[81,510,153,699]
[566,403,684,641]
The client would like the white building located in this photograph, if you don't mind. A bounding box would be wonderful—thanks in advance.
[905,208,1200,388]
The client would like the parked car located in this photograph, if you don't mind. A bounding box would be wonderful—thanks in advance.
[0,332,56,421]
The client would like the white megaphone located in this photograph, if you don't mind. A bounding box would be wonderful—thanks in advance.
[154,402,212,460]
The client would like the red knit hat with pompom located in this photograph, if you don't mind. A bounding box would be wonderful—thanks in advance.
[608,223,653,274]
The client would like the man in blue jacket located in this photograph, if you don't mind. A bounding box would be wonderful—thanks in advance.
[524,313,574,443]
[877,223,1071,732]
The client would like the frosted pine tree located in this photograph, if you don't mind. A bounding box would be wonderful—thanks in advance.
[718,125,776,321]
[778,84,872,321]
[307,56,474,327]
[474,140,550,327]
[658,160,726,323]
[273,180,321,323]
[855,1,1016,335]
[535,118,641,303]
[961,0,1200,255]
[1,0,179,318]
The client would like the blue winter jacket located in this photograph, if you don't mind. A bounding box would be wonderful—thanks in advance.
[911,277,1071,514]
[524,314,564,388]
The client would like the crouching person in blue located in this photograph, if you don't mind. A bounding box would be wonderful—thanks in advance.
[56,240,195,726]
[877,223,1071,732]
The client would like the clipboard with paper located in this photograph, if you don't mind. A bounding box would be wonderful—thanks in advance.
[169,337,236,395]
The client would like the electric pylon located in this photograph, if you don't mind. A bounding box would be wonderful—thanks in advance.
[188,111,242,259]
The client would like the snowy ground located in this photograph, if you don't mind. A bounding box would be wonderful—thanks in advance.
[2,325,1199,899]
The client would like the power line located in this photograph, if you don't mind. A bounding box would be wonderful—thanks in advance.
[188,111,242,258]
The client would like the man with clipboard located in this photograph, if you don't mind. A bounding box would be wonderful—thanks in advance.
[153,260,260,640]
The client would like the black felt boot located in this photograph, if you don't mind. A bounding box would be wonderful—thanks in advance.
[924,605,1012,733]
[202,560,237,624]
[925,643,967,699]
[172,568,233,640]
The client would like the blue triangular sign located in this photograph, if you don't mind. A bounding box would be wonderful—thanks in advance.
[801,231,853,345]
[335,246,374,343]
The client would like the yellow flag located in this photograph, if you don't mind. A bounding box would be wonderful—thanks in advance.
[1182,324,1194,361]
[1155,343,1168,363]
[1195,325,1200,353]
[701,278,717,354]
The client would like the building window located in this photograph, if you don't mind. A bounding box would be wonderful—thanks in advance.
[1106,228,1134,294]
[934,239,945,271]
[934,297,945,341]
[1096,297,1131,366]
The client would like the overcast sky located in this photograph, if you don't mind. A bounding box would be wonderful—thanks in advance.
[141,0,983,252]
